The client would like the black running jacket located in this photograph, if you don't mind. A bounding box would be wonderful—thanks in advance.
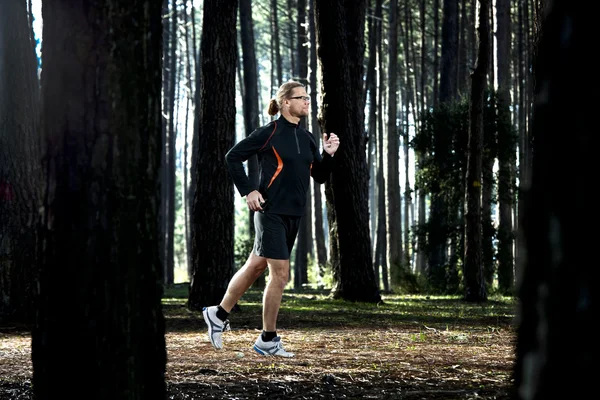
[226,115,333,216]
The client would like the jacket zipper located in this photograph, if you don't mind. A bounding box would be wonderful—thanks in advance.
[294,128,300,154]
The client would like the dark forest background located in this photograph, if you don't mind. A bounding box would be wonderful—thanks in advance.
[0,0,592,398]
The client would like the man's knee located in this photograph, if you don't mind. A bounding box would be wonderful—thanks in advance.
[267,259,289,287]
[245,253,268,276]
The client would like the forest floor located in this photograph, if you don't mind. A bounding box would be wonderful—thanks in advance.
[1,286,517,399]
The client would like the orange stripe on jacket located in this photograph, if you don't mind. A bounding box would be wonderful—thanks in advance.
[268,147,283,188]
[259,121,278,151]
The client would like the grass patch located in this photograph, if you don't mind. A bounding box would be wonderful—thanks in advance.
[162,283,517,332]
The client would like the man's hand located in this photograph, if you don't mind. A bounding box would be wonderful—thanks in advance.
[323,133,340,156]
[246,190,265,211]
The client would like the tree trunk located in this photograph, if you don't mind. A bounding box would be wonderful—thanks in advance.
[365,0,380,248]
[165,0,178,285]
[271,0,283,88]
[481,119,495,288]
[294,0,310,289]
[387,0,402,288]
[160,0,170,280]
[183,0,194,280]
[495,0,515,295]
[375,6,386,291]
[33,1,166,397]
[308,0,328,280]
[188,0,238,309]
[239,0,264,289]
[428,0,459,290]
[463,0,489,302]
[514,3,593,398]
[315,0,381,303]
[0,0,42,324]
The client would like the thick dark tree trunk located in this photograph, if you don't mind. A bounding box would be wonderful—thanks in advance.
[33,1,166,397]
[514,3,594,398]
[0,0,42,324]
[314,0,381,303]
[188,0,238,309]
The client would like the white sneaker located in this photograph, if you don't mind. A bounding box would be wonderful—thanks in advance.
[202,306,230,350]
[253,335,295,358]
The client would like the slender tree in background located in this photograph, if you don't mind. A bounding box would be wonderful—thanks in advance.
[514,2,593,398]
[286,0,296,78]
[402,0,415,274]
[314,0,381,303]
[271,0,283,90]
[374,19,387,291]
[164,0,178,285]
[0,0,42,324]
[369,0,383,288]
[239,0,264,289]
[365,0,379,246]
[416,0,440,275]
[33,1,165,397]
[189,3,202,275]
[182,0,195,278]
[515,0,533,290]
[495,0,515,295]
[308,0,328,280]
[188,0,238,310]
[294,0,311,289]
[428,0,459,289]
[386,0,405,289]
[239,0,260,234]
[463,0,489,302]
[481,90,497,288]
[160,0,169,279]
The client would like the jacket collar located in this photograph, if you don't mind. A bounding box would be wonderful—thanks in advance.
[278,115,300,128]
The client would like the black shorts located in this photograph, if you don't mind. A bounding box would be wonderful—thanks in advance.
[253,211,302,260]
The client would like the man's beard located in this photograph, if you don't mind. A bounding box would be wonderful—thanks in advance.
[293,109,309,118]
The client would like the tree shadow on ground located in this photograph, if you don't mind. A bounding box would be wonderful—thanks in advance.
[1,289,516,399]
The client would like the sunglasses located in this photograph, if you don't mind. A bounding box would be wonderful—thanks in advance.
[289,96,311,102]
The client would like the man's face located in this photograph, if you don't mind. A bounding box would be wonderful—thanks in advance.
[286,87,310,118]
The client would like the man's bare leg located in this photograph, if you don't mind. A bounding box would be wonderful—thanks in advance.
[220,252,268,312]
[262,258,290,332]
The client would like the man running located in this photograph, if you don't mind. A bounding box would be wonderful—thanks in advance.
[202,81,340,357]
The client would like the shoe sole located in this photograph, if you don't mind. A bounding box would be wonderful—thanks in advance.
[253,345,267,355]
[253,344,294,358]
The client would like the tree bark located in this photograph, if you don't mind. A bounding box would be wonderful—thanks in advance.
[33,1,166,397]
[239,0,264,289]
[165,0,178,285]
[387,0,405,288]
[463,0,489,303]
[188,0,238,309]
[294,0,310,289]
[0,0,42,324]
[308,0,328,280]
[315,0,381,303]
[428,0,459,289]
[495,0,515,295]
[514,2,593,398]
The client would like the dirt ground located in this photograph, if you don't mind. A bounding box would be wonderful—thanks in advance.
[1,299,516,399]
